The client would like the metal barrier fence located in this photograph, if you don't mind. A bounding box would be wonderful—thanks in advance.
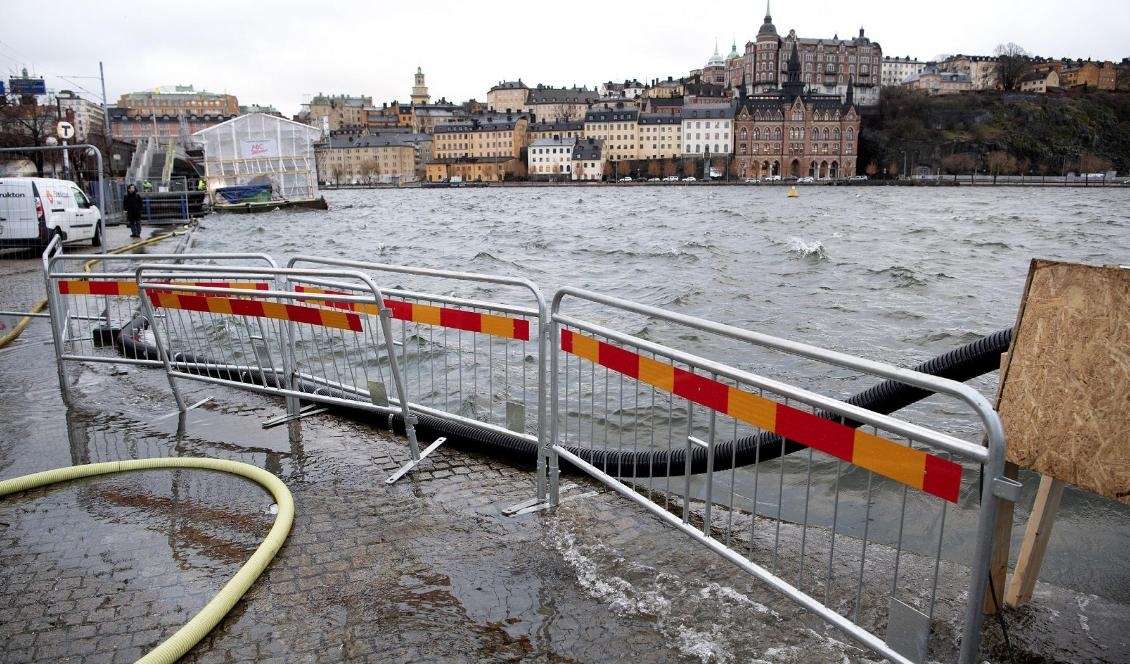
[43,245,277,402]
[134,263,425,482]
[285,256,550,500]
[547,287,1013,664]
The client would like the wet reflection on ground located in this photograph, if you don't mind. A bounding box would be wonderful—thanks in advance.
[2,239,1129,662]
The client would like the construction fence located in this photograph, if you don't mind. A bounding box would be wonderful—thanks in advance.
[37,245,1013,664]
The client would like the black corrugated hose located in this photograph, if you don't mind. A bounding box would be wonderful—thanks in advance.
[115,318,1012,477]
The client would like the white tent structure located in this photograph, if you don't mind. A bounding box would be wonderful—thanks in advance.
[193,113,322,204]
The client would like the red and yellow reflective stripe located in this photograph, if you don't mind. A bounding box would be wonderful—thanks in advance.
[57,280,268,297]
[560,329,963,503]
[295,286,531,341]
[149,290,362,332]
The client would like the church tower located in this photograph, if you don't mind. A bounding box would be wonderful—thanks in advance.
[411,67,430,106]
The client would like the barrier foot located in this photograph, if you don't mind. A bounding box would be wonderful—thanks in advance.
[502,483,597,516]
[385,436,447,484]
[262,404,327,429]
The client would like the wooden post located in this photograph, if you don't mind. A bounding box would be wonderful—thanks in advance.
[1005,475,1066,607]
[984,460,1019,614]
[983,352,1014,614]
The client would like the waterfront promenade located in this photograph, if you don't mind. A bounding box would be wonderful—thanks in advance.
[1,224,1127,663]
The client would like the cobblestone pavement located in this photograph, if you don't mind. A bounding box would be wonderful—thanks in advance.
[2,231,1128,663]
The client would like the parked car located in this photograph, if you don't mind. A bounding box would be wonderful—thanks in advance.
[682,176,697,182]
[647,177,660,182]
[619,176,633,182]
[662,175,680,182]
[0,177,102,248]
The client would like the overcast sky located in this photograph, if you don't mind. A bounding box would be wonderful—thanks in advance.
[2,1,1126,117]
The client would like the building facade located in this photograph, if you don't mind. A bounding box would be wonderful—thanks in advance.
[525,85,598,123]
[486,81,529,112]
[681,103,734,157]
[303,94,373,133]
[881,57,929,87]
[527,137,576,179]
[528,120,585,143]
[116,85,239,117]
[56,90,106,141]
[729,9,882,106]
[904,68,973,95]
[1019,69,1060,93]
[732,43,861,180]
[583,106,639,162]
[431,113,529,161]
[571,138,605,181]
[637,113,682,160]
[315,132,429,184]
[938,55,998,90]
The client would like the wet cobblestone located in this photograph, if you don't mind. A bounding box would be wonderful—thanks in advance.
[3,229,1129,663]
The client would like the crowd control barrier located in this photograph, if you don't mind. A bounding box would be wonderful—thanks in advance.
[286,256,550,501]
[134,264,426,482]
[43,242,277,403]
[547,287,1014,664]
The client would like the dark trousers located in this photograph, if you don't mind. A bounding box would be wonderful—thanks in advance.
[128,217,141,236]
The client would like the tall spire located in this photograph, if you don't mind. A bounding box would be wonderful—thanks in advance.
[782,42,805,98]
[845,75,855,107]
[757,1,778,39]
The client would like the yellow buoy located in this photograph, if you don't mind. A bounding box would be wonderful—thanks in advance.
[787,186,799,198]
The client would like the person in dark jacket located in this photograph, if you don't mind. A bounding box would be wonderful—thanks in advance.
[123,184,143,238]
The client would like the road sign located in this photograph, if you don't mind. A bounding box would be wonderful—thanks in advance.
[56,121,75,140]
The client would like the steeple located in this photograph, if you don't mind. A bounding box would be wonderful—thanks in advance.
[845,75,855,107]
[782,42,805,98]
[757,1,778,39]
[411,66,430,106]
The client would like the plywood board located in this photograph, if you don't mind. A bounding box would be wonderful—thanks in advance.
[997,260,1130,504]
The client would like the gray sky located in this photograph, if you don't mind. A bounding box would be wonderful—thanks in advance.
[3,1,1126,117]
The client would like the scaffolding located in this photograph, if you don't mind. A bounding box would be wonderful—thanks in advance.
[192,113,322,202]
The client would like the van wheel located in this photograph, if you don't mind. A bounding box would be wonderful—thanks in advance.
[91,224,102,247]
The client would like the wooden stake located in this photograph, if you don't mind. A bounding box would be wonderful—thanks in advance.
[1005,475,1066,607]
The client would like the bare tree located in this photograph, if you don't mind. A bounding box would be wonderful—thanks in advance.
[994,43,1030,91]
[0,97,59,176]
[986,151,1018,183]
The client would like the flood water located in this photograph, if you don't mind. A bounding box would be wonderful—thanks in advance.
[2,183,1129,662]
[190,183,1130,599]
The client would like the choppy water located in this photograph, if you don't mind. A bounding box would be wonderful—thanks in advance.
[187,183,1130,600]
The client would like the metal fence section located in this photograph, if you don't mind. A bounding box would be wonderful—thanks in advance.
[547,287,1013,664]
[134,264,425,482]
[43,246,277,402]
[286,256,551,500]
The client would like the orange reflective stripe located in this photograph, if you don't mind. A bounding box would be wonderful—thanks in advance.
[560,329,963,503]
[294,285,531,341]
[150,291,362,332]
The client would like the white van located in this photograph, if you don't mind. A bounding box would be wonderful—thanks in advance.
[0,177,102,248]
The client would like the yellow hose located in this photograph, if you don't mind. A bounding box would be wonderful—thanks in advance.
[0,456,294,664]
[0,227,187,350]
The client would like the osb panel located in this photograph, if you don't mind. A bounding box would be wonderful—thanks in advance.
[998,260,1130,504]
